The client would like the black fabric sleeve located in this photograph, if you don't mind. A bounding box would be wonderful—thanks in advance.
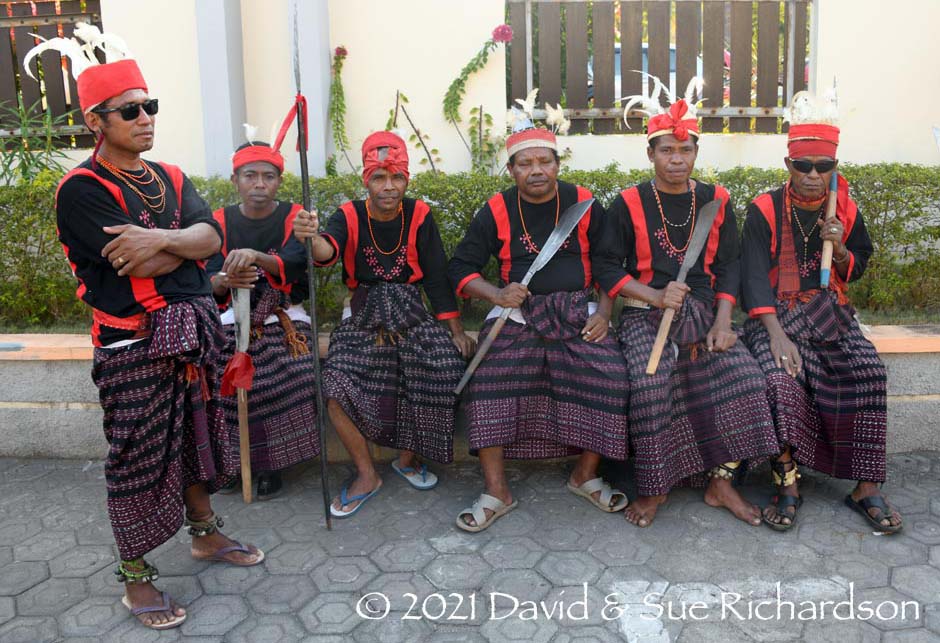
[417,212,459,317]
[845,207,873,282]
[316,208,346,267]
[278,234,308,284]
[56,177,133,265]
[740,202,778,314]
[593,194,632,297]
[712,196,742,301]
[447,204,498,294]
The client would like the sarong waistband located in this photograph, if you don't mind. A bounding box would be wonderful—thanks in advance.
[93,308,151,332]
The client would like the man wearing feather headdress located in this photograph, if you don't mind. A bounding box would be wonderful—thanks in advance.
[447,93,630,532]
[595,75,778,528]
[206,125,322,501]
[40,24,263,631]
[740,90,900,534]
[293,130,475,519]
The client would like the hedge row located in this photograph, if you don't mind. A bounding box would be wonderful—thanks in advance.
[1,164,937,328]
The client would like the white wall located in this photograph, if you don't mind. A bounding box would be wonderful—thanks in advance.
[326,0,507,174]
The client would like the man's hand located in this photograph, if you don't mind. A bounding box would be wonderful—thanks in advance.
[212,267,259,292]
[293,209,320,240]
[818,217,846,257]
[451,330,477,359]
[581,312,610,343]
[102,225,166,276]
[221,248,259,274]
[705,320,737,353]
[769,332,802,377]
[654,281,690,311]
[493,283,529,308]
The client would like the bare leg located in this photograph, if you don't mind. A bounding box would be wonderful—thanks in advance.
[568,451,627,509]
[185,483,263,563]
[328,399,381,512]
[459,446,512,528]
[122,559,186,627]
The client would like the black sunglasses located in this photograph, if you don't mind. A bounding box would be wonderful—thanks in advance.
[789,158,837,174]
[92,98,159,121]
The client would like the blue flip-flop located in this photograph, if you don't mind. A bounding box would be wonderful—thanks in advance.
[391,461,438,490]
[330,484,381,519]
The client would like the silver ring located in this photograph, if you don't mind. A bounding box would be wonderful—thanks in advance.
[781,356,789,361]
[829,226,838,233]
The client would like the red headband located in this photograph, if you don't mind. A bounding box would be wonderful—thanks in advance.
[232,145,284,174]
[506,128,557,158]
[77,59,148,113]
[647,99,699,142]
[788,123,840,159]
[361,131,410,186]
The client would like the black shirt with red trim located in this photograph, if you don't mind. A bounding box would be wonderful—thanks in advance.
[447,180,604,297]
[55,158,221,345]
[740,186,872,316]
[596,180,740,306]
[317,198,458,320]
[206,202,309,306]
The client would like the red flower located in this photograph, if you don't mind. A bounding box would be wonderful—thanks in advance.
[334,46,348,58]
[492,24,513,43]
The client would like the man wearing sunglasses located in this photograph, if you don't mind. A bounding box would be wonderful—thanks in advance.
[740,92,899,535]
[50,35,263,631]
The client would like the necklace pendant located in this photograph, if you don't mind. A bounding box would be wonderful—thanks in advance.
[803,236,809,244]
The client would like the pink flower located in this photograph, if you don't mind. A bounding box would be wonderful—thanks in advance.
[334,46,348,58]
[492,24,513,43]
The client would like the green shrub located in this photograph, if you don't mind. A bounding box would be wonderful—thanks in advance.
[2,163,937,330]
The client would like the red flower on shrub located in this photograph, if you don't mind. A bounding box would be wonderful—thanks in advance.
[334,46,348,58]
[492,24,513,43]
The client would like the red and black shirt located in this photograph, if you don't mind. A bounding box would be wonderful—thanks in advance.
[740,185,872,317]
[206,202,309,305]
[317,198,458,320]
[55,158,221,346]
[596,180,740,306]
[447,180,602,296]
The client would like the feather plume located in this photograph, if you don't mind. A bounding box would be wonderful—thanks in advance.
[514,88,539,119]
[543,102,570,135]
[683,76,704,107]
[243,123,258,144]
[784,89,839,125]
[23,21,131,81]
[73,22,130,60]
[507,106,534,133]
[23,37,92,79]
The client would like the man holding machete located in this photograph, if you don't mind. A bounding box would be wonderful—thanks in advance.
[740,91,899,534]
[448,109,630,532]
[596,77,778,528]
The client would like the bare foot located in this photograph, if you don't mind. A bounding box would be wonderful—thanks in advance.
[124,581,185,628]
[624,494,667,527]
[458,489,513,528]
[191,529,264,565]
[704,478,761,526]
[851,482,902,529]
[332,472,382,514]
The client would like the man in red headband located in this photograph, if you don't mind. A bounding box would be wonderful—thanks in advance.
[293,130,475,518]
[741,92,899,534]
[596,87,778,529]
[50,34,263,630]
[448,121,630,532]
[206,139,320,500]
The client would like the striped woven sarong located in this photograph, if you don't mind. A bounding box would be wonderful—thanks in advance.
[742,290,887,482]
[218,286,319,473]
[322,282,463,463]
[466,289,629,460]
[92,296,237,560]
[618,297,778,496]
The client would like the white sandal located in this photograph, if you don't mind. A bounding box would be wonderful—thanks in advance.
[566,477,629,512]
[456,493,518,533]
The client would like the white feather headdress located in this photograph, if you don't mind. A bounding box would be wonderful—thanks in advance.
[621,72,704,128]
[23,21,132,82]
[783,86,839,126]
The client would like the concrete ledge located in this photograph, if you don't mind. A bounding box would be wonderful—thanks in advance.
[2,327,939,460]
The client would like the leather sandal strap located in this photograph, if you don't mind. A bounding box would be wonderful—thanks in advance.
[130,591,172,616]
[857,494,890,517]
[773,494,802,510]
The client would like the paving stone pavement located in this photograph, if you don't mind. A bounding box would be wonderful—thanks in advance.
[0,453,938,642]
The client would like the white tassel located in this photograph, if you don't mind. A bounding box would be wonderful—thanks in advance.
[243,123,258,144]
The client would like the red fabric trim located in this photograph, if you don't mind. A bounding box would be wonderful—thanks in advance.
[232,146,284,174]
[647,100,699,141]
[156,162,184,206]
[753,193,778,260]
[406,201,430,284]
[92,308,148,331]
[844,250,855,279]
[506,128,557,157]
[787,123,840,158]
[339,202,360,289]
[316,233,340,267]
[621,187,654,284]
[715,292,736,305]
[435,311,460,321]
[76,59,148,113]
[748,306,777,318]
[272,93,308,154]
[456,272,482,298]
[212,208,228,257]
[57,168,128,214]
[262,255,289,292]
[607,274,633,300]
[220,351,254,395]
[702,185,730,287]
[285,204,304,245]
[488,194,513,284]
[361,131,410,185]
[575,186,593,287]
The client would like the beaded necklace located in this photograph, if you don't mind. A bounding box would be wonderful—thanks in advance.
[784,188,825,277]
[517,187,559,253]
[96,155,167,214]
[365,199,405,255]
[651,179,696,253]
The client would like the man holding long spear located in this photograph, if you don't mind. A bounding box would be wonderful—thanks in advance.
[448,107,630,532]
